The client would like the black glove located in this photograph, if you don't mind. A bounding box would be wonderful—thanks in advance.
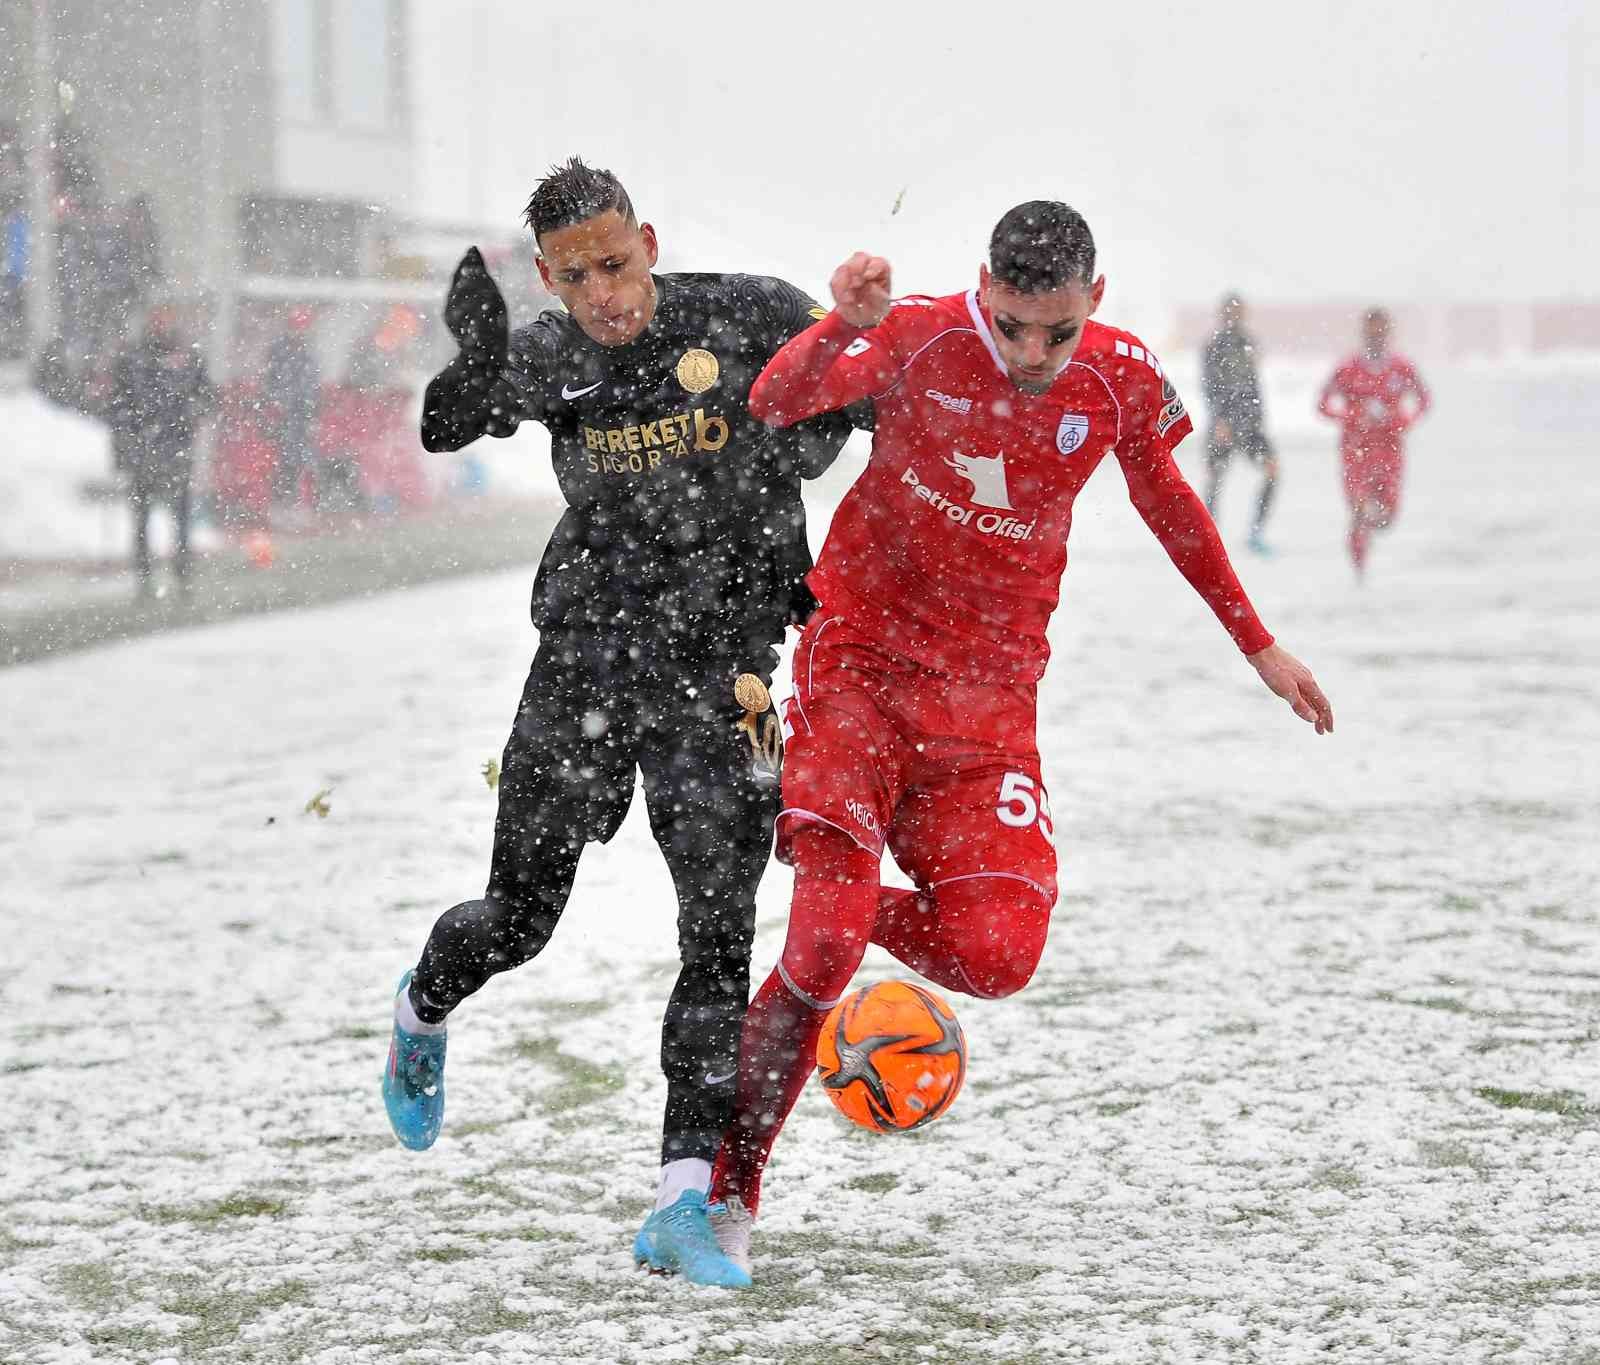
[443,246,508,367]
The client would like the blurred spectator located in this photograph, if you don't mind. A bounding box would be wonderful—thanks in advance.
[343,320,391,391]
[320,321,388,513]
[1,123,27,359]
[323,304,429,515]
[315,306,416,513]
[102,193,163,344]
[107,306,217,595]
[84,307,137,455]
[55,183,109,368]
[346,302,422,387]
[210,377,277,532]
[263,304,322,514]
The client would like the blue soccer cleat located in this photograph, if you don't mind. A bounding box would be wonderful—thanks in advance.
[382,971,446,1151]
[633,1190,752,1288]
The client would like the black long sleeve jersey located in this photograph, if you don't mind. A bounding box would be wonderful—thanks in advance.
[422,272,860,654]
[1200,324,1271,447]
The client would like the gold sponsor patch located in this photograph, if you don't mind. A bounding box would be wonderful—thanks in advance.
[676,348,720,394]
[580,406,729,474]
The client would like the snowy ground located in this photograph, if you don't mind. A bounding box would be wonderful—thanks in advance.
[2,367,1597,1364]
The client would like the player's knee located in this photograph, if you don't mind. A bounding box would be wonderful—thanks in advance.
[953,908,1046,998]
[965,939,1044,999]
[420,894,555,997]
[482,886,565,966]
[939,879,1051,1000]
[677,923,756,1002]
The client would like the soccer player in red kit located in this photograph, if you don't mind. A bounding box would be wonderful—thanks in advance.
[1317,307,1431,577]
[691,202,1334,1285]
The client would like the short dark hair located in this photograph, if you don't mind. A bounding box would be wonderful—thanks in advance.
[988,201,1096,293]
[522,157,636,242]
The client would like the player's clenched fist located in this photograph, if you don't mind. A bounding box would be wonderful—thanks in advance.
[830,252,893,329]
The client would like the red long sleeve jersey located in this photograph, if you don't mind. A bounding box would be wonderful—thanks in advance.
[749,291,1274,682]
[1318,353,1430,444]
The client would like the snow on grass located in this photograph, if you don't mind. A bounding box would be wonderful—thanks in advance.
[1,372,1597,1363]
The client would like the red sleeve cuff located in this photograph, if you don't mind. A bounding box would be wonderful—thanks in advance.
[1234,620,1275,656]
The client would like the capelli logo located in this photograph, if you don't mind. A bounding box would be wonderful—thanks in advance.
[924,388,973,415]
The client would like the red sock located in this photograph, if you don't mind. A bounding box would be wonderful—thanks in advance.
[710,830,878,1215]
[708,964,827,1215]
[1350,522,1369,570]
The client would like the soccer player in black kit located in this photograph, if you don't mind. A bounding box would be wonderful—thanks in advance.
[381,159,857,1287]
[1201,292,1278,556]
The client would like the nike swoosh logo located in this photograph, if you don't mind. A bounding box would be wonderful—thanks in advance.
[704,1069,737,1086]
[561,380,602,400]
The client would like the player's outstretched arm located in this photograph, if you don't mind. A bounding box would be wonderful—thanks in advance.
[745,275,865,479]
[749,253,901,428]
[421,247,519,452]
[1403,362,1432,427]
[1246,643,1334,734]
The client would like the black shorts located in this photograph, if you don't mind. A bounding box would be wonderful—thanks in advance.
[488,629,781,884]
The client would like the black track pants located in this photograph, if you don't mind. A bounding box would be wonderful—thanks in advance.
[410,630,780,1164]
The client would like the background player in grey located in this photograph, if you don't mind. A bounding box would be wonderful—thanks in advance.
[381,158,858,1286]
[1200,292,1278,555]
[106,304,216,596]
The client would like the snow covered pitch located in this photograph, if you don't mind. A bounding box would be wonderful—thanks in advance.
[2,366,1596,1363]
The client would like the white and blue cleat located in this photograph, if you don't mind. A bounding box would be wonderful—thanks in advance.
[382,971,447,1151]
[633,1191,752,1288]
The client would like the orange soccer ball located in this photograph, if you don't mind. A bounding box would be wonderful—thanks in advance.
[815,981,967,1132]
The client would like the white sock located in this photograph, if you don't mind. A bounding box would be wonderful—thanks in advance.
[395,982,447,1036]
[655,1158,712,1212]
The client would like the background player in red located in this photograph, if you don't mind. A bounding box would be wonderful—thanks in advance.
[693,202,1335,1284]
[1317,307,1431,578]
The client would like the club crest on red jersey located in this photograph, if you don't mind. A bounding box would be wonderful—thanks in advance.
[1055,413,1090,456]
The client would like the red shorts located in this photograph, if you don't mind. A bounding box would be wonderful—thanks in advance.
[777,613,1058,904]
[1342,441,1404,519]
